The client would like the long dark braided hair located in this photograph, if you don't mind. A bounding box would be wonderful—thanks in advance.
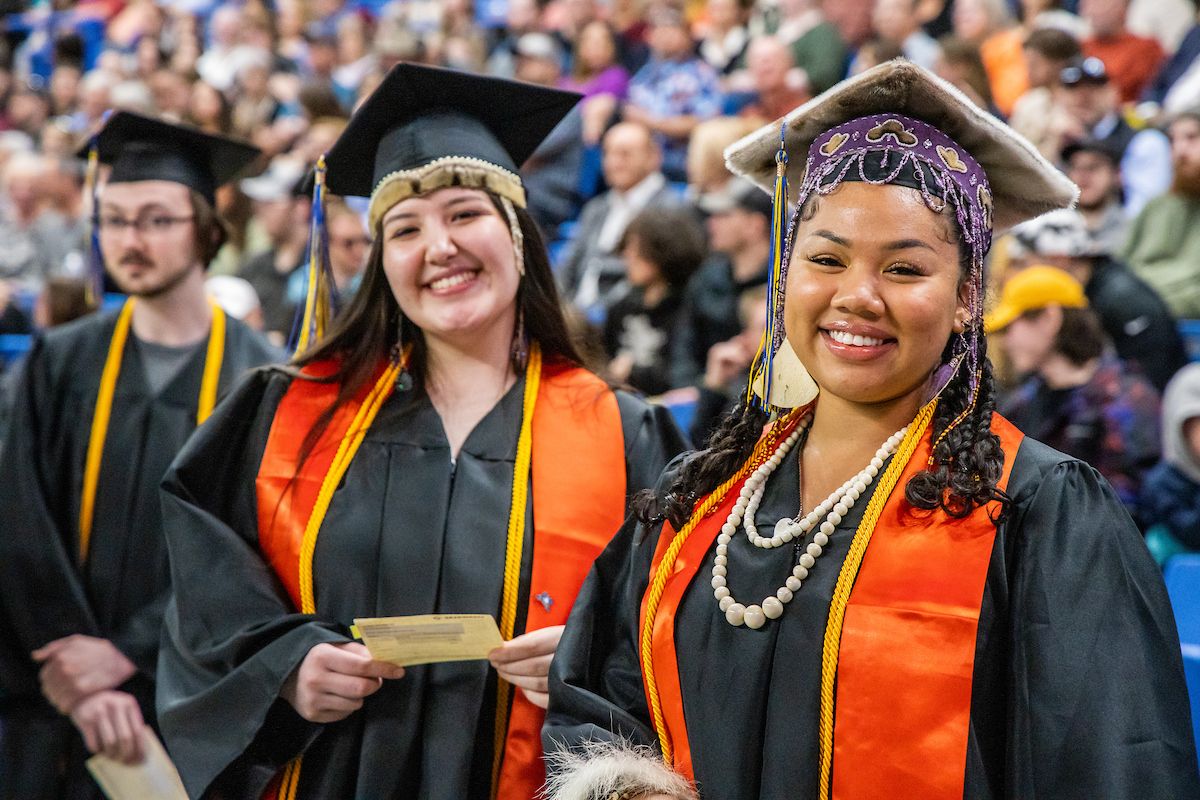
[634,197,1010,531]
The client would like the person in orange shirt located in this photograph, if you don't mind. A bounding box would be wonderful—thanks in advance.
[1081,0,1164,103]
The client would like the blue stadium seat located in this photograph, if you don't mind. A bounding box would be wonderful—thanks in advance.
[1164,554,1200,758]
[1180,320,1200,362]
[0,334,33,366]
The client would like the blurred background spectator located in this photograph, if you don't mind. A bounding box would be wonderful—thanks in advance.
[988,265,1161,516]
[1141,364,1200,557]
[1121,108,1200,320]
[603,205,705,395]
[1006,208,1188,391]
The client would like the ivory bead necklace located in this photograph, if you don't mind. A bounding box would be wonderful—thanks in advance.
[711,412,910,629]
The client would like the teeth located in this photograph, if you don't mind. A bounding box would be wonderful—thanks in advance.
[828,330,885,347]
[429,271,476,291]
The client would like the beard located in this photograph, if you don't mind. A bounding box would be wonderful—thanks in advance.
[1172,158,1200,198]
[108,256,198,299]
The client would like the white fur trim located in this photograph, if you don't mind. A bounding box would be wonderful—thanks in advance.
[542,740,698,800]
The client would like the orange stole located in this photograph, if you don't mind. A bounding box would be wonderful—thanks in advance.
[640,413,1024,796]
[254,358,627,798]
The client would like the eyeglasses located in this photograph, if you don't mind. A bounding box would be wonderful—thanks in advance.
[1060,57,1108,87]
[97,214,196,236]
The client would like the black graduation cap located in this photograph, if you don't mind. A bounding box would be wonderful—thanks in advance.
[322,62,581,200]
[78,111,261,204]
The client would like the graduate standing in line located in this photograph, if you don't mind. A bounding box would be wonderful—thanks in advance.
[0,113,281,799]
[155,64,684,800]
[544,61,1200,800]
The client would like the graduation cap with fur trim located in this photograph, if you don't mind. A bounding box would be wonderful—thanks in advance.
[79,111,261,204]
[321,62,581,230]
[725,59,1077,233]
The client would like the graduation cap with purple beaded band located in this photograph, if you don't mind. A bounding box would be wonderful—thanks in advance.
[724,60,1078,413]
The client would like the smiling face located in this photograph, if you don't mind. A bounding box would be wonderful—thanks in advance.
[784,182,968,409]
[379,187,519,343]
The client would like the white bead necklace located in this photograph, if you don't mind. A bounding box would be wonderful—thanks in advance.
[711,414,910,629]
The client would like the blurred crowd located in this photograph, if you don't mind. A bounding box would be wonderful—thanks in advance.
[2,0,1200,551]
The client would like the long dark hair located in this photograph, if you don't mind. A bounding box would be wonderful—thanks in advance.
[637,198,1009,530]
[290,190,582,463]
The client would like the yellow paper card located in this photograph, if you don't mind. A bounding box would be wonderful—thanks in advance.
[86,728,187,800]
[352,613,504,667]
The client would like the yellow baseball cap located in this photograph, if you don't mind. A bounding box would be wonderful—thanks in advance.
[984,265,1088,333]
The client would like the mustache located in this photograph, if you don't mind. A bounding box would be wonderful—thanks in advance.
[118,254,153,267]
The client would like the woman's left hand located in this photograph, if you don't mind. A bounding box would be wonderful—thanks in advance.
[487,625,564,709]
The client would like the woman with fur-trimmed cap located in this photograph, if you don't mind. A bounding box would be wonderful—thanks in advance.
[544,60,1199,800]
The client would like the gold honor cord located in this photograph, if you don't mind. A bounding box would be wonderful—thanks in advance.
[281,357,402,799]
[280,344,542,798]
[640,409,803,764]
[815,398,936,799]
[490,343,542,799]
[78,298,226,563]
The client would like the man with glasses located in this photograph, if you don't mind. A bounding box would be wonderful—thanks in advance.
[0,112,279,800]
[1054,55,1171,216]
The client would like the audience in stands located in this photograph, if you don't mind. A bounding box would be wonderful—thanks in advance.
[624,6,722,182]
[1060,137,1128,255]
[670,178,771,388]
[766,0,847,96]
[558,121,675,316]
[1007,209,1188,392]
[990,266,1162,515]
[1141,364,1200,552]
[603,207,705,396]
[236,157,310,345]
[1121,108,1200,319]
[1054,55,1171,216]
[1080,0,1163,104]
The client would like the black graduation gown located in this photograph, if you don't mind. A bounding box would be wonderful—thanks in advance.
[156,366,685,800]
[545,429,1200,799]
[0,307,281,800]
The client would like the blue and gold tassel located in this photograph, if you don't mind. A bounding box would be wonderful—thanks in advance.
[747,124,789,413]
[291,155,340,356]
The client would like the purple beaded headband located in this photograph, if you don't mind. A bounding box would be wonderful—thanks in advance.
[754,113,992,411]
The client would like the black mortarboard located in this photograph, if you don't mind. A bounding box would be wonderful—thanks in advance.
[321,62,579,227]
[78,111,261,203]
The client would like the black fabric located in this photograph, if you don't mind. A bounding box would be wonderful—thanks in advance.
[1085,256,1189,392]
[156,367,685,799]
[603,287,685,397]
[545,427,1200,799]
[80,112,260,203]
[0,308,280,800]
[322,63,581,198]
[669,254,767,389]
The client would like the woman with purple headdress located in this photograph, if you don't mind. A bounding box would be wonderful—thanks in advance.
[542,60,1200,800]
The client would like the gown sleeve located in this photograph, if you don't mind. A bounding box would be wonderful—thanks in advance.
[617,391,691,494]
[1002,452,1200,798]
[156,368,350,799]
[0,336,99,699]
[544,456,690,755]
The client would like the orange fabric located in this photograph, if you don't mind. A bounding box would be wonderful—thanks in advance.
[496,360,627,800]
[1084,35,1164,104]
[639,413,806,782]
[981,29,1028,117]
[831,414,1022,799]
[255,360,385,609]
[255,358,626,797]
[641,413,1023,791]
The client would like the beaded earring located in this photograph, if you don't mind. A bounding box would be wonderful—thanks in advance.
[391,312,413,391]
